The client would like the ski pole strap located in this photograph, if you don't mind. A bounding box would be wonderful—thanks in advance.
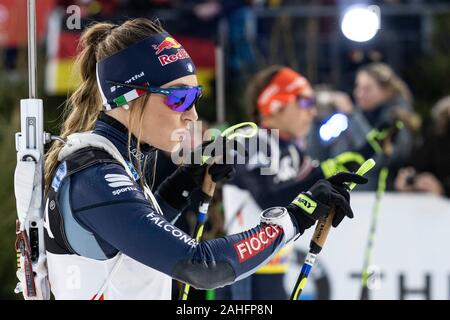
[201,122,258,165]
[220,122,258,140]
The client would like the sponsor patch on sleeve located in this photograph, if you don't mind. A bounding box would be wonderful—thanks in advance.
[233,225,283,263]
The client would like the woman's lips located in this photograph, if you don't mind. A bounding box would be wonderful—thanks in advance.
[176,129,192,151]
[178,128,189,141]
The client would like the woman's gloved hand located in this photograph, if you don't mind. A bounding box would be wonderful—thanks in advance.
[286,172,368,235]
[157,136,244,210]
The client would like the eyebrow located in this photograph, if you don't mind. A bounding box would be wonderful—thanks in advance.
[167,83,191,88]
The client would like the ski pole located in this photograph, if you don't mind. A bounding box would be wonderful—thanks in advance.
[290,159,376,300]
[179,173,216,300]
[179,122,257,300]
[359,167,388,299]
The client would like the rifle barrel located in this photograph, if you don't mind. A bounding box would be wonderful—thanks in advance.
[27,0,37,99]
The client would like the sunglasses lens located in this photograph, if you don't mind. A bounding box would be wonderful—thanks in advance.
[165,87,202,112]
[297,96,316,109]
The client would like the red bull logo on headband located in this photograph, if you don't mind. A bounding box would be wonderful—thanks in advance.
[158,49,191,67]
[152,37,182,55]
[152,36,191,67]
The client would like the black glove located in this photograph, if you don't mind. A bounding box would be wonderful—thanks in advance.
[286,172,368,234]
[157,136,242,210]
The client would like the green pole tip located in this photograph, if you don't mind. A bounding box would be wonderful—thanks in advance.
[348,158,376,191]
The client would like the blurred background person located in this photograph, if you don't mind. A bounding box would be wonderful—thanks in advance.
[395,96,450,198]
[309,63,419,190]
[220,65,389,300]
[219,65,318,300]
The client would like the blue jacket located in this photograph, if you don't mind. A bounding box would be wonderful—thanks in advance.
[46,112,299,290]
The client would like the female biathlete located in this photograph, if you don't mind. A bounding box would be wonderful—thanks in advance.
[43,18,366,300]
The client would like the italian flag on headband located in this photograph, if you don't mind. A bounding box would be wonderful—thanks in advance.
[112,87,148,108]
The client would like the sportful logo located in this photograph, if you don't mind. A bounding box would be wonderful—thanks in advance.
[110,72,145,93]
[104,174,137,196]
[105,174,133,187]
[233,225,283,263]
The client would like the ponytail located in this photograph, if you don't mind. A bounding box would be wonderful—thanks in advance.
[44,19,165,193]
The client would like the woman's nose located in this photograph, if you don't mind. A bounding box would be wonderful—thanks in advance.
[183,106,198,122]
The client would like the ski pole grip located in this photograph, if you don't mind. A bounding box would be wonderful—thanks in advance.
[310,208,335,254]
[308,159,376,255]
[202,171,216,198]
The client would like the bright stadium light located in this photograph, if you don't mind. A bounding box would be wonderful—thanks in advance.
[341,5,380,42]
[319,113,349,142]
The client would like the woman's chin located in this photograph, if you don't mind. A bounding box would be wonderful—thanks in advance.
[163,141,181,153]
[147,138,179,153]
[294,125,310,138]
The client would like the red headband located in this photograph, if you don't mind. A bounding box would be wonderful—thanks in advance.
[257,68,310,117]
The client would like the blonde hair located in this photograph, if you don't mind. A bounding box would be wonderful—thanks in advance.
[357,63,413,104]
[44,18,165,194]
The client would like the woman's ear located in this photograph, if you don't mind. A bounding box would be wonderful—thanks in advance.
[106,105,130,128]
